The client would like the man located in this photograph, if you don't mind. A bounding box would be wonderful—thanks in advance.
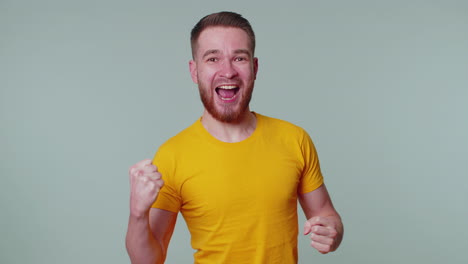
[126,11,343,264]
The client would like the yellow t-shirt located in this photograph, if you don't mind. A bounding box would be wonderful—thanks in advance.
[152,113,323,264]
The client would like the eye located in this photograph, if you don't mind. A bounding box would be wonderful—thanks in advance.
[207,57,218,62]
[235,57,246,62]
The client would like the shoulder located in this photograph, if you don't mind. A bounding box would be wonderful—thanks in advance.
[156,119,201,156]
[256,113,320,154]
[257,113,308,138]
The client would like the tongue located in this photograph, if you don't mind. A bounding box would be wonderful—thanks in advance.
[217,88,236,98]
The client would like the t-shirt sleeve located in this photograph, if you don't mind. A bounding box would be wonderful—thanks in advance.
[298,130,324,194]
[151,145,182,213]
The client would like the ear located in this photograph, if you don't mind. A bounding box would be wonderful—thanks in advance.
[253,57,259,80]
[189,60,198,84]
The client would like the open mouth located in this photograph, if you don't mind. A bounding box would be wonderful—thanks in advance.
[215,85,240,101]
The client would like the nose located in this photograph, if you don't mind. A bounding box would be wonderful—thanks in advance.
[220,61,238,79]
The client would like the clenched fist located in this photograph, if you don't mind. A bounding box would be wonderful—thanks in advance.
[303,216,340,254]
[129,159,164,218]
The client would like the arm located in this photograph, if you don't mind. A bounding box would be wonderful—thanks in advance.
[126,208,177,264]
[298,184,344,254]
[125,159,178,264]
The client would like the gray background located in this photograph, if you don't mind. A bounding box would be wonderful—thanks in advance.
[1,0,467,263]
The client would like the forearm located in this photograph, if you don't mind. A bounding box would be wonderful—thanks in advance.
[299,185,344,252]
[126,214,165,264]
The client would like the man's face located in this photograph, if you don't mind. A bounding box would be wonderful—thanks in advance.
[189,26,258,123]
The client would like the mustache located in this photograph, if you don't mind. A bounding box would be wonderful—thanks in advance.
[213,78,242,86]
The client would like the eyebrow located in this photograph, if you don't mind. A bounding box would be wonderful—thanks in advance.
[233,49,251,57]
[202,49,220,59]
[202,49,252,59]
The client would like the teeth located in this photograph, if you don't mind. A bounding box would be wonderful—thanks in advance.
[218,85,238,89]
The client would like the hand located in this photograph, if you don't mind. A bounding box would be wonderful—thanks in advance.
[129,159,164,218]
[303,216,339,254]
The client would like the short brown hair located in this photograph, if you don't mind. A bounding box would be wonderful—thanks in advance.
[190,11,256,58]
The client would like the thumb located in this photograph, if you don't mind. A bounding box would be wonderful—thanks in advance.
[303,220,312,235]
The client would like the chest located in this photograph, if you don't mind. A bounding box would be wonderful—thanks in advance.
[175,143,304,219]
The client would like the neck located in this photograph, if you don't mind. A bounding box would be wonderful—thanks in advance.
[201,109,257,143]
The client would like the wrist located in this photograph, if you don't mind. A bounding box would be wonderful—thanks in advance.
[130,208,150,220]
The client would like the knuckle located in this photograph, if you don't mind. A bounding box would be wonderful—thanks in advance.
[158,179,165,186]
[147,180,156,189]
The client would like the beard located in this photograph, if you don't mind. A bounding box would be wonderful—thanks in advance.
[198,81,253,123]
